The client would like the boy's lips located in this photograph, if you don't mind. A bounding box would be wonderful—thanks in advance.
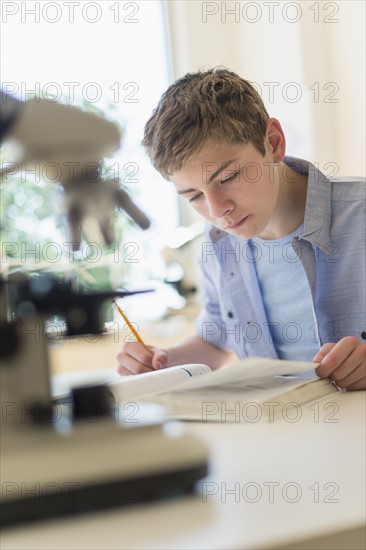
[225,215,250,229]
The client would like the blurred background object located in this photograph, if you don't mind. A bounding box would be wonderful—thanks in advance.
[1,95,150,251]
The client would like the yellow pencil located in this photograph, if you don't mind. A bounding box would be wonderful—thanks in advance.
[112,300,152,353]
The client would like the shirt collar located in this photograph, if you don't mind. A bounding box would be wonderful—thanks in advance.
[284,156,332,253]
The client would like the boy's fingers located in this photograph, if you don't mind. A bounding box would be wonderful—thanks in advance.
[314,337,362,378]
[126,343,155,364]
[117,353,154,375]
[312,343,336,370]
[116,343,155,375]
[327,345,365,382]
[331,363,365,389]
[151,350,168,370]
[153,359,162,370]
[346,376,366,391]
[116,344,168,375]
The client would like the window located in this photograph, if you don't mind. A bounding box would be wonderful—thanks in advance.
[1,1,178,289]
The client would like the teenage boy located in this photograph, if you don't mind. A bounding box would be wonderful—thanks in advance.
[117,68,365,390]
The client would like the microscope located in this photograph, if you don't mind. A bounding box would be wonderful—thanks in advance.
[0,95,208,527]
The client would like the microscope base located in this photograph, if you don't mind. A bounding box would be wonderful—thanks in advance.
[1,418,208,527]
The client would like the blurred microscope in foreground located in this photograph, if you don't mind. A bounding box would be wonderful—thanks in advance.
[0,93,208,527]
[0,91,150,250]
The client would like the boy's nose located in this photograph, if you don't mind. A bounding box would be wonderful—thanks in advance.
[206,194,234,220]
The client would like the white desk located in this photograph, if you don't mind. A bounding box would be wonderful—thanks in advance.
[1,390,365,550]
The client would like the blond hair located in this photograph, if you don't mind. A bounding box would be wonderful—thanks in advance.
[143,68,269,179]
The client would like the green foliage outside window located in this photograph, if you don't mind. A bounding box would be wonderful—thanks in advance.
[0,96,137,292]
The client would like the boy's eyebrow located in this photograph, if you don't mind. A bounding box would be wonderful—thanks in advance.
[177,160,236,195]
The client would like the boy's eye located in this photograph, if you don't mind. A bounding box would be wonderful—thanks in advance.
[189,192,203,203]
[187,172,239,203]
[221,172,239,184]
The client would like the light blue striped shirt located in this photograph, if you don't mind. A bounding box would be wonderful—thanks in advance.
[249,224,320,361]
[196,157,366,360]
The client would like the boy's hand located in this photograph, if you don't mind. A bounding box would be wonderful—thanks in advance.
[116,342,168,376]
[313,337,366,390]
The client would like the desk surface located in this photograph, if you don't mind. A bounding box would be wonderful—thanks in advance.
[2,334,366,550]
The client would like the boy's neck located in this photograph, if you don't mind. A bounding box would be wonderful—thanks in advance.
[259,162,308,241]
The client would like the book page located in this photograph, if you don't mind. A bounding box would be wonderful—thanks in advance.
[51,364,211,400]
[109,357,316,402]
[159,357,317,394]
[110,364,211,402]
[52,357,316,402]
[143,378,338,422]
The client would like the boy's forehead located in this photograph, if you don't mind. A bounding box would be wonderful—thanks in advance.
[192,139,252,161]
[172,140,257,178]
[170,140,260,189]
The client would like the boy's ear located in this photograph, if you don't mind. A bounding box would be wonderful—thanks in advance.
[265,118,286,162]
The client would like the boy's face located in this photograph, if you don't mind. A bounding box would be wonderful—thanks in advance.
[170,139,281,240]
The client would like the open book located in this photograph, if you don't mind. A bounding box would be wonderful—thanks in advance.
[107,358,340,423]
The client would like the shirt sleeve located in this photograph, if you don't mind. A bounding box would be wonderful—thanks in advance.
[195,249,231,351]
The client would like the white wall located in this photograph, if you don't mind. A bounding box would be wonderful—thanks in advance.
[166,0,365,177]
